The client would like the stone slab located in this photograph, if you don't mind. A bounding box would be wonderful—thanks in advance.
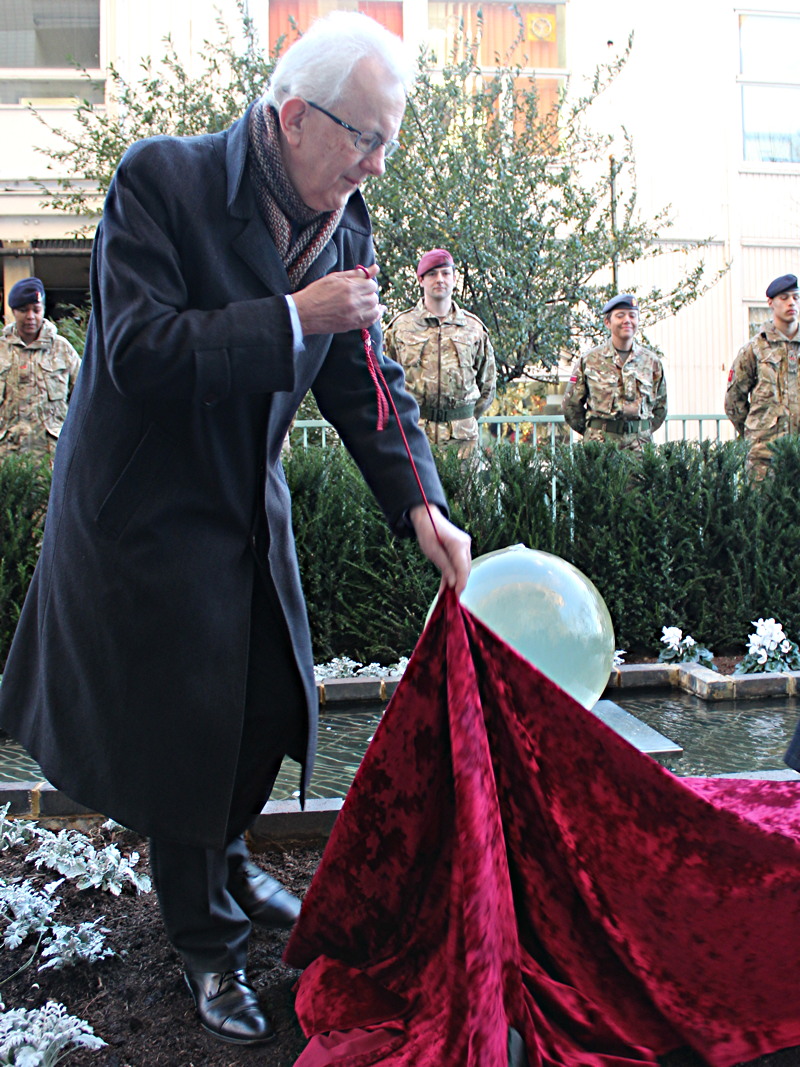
[609,664,676,690]
[680,667,734,700]
[591,700,683,757]
[36,782,98,817]
[321,677,382,703]
[726,673,792,699]
[0,783,37,815]
[710,769,800,780]
[250,797,343,842]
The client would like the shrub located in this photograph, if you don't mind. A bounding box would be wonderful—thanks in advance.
[0,455,51,671]
[5,436,800,665]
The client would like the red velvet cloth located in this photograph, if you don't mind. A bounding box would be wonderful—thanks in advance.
[285,590,800,1067]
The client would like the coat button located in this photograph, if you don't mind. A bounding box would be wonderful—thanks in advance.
[202,393,217,406]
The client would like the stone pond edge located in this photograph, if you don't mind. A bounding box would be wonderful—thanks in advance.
[4,666,799,837]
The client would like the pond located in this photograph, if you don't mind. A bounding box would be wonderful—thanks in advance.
[2,690,799,803]
[615,689,800,778]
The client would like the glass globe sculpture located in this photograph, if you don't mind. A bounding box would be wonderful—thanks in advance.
[458,544,615,709]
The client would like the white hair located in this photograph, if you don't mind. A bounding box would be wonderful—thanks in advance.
[263,11,414,110]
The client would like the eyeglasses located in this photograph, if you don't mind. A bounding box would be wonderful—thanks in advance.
[306,100,400,159]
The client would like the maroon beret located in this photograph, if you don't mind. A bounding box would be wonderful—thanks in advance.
[417,248,454,279]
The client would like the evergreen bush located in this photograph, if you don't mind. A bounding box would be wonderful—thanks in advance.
[0,456,51,670]
[4,437,800,667]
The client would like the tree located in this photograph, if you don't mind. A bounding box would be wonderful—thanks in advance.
[36,6,282,229]
[35,10,721,383]
[370,26,722,383]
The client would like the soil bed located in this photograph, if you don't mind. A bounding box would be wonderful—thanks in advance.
[2,823,797,1067]
[0,828,316,1066]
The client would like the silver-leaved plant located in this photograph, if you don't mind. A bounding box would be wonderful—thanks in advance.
[0,1000,106,1064]
[26,831,151,895]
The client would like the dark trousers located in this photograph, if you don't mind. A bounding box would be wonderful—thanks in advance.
[785,717,800,771]
[149,570,307,971]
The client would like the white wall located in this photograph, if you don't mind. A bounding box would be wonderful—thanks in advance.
[563,0,800,417]
[3,0,800,423]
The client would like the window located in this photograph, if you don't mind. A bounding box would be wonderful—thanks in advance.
[748,305,770,335]
[739,12,800,163]
[269,0,403,51]
[0,0,102,106]
[428,2,565,124]
[427,1,565,70]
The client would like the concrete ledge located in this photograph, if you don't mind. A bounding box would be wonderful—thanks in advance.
[680,665,735,701]
[606,664,676,689]
[318,677,401,704]
[5,665,800,833]
[250,798,343,843]
[711,768,800,780]
[606,663,800,701]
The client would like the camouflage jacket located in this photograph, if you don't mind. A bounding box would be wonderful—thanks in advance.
[383,299,496,444]
[0,319,82,459]
[561,339,667,445]
[724,322,800,454]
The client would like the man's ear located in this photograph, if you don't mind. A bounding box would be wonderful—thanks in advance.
[279,97,309,146]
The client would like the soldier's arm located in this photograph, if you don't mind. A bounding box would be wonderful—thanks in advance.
[651,360,667,432]
[67,341,82,392]
[561,357,588,434]
[724,345,755,435]
[382,323,398,364]
[474,331,497,417]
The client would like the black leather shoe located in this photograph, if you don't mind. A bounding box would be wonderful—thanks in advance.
[230,861,301,928]
[184,969,274,1045]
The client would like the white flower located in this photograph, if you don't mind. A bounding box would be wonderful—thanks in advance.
[754,618,783,645]
[613,649,626,667]
[661,626,682,650]
[756,647,768,665]
[781,640,793,654]
[682,635,696,648]
[747,635,762,656]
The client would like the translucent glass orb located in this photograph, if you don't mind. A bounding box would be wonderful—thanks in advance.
[458,544,615,709]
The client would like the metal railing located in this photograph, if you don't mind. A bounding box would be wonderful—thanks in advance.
[290,413,734,449]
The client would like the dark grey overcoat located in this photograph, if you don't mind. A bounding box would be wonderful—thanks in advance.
[0,106,447,848]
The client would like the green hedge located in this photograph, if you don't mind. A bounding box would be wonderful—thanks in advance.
[285,437,796,660]
[0,454,51,670]
[3,438,800,668]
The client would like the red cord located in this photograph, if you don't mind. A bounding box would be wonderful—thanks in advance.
[357,266,444,550]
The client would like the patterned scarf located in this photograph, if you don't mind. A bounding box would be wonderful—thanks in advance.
[247,100,344,290]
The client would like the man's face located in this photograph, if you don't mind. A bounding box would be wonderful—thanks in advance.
[13,300,44,344]
[280,57,406,213]
[420,264,455,308]
[605,307,639,348]
[769,289,800,333]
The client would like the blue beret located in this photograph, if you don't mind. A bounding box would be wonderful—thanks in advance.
[602,293,639,315]
[8,277,45,310]
[766,274,798,299]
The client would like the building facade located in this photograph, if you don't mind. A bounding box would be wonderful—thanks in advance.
[1,0,799,422]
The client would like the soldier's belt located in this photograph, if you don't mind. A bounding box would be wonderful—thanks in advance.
[418,402,475,423]
[587,418,651,434]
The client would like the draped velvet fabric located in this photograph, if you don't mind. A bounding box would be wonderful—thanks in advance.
[285,590,800,1067]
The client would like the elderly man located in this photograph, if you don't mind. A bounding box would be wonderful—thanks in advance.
[384,248,496,456]
[0,13,470,1048]
[562,294,667,451]
[1,277,81,460]
[725,273,800,476]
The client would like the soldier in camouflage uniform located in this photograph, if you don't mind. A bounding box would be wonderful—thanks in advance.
[384,248,496,457]
[562,293,667,453]
[1,277,81,461]
[725,273,800,477]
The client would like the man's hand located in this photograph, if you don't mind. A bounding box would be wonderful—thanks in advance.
[293,264,383,336]
[409,504,472,597]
